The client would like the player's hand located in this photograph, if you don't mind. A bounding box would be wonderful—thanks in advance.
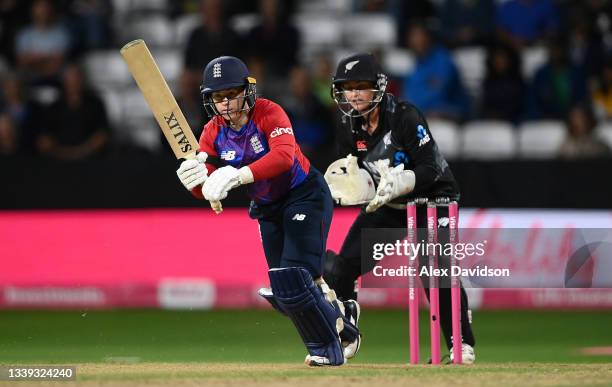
[202,165,253,203]
[324,154,375,206]
[366,159,415,213]
[176,152,208,190]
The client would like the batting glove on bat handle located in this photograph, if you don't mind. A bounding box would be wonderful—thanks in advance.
[176,152,209,191]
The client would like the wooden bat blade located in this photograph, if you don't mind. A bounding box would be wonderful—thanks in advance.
[120,39,199,159]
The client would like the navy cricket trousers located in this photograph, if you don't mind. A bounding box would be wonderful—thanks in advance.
[250,169,333,278]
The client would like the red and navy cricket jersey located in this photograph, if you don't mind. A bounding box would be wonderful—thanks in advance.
[197,98,311,204]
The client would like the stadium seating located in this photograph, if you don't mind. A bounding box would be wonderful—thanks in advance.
[174,14,201,46]
[461,121,517,160]
[293,14,343,48]
[70,6,606,160]
[383,48,415,76]
[342,14,397,51]
[521,46,548,79]
[130,0,167,13]
[518,120,566,158]
[428,119,460,160]
[229,13,261,36]
[126,15,174,47]
[596,123,612,150]
[99,89,124,131]
[517,121,565,158]
[452,47,486,99]
[84,51,133,88]
[297,0,351,15]
[152,49,182,85]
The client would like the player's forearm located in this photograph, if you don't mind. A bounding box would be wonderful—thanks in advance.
[247,143,294,181]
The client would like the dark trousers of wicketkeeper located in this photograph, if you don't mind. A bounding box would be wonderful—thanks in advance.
[324,204,476,350]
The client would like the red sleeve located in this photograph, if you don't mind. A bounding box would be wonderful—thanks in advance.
[190,121,220,199]
[247,102,295,181]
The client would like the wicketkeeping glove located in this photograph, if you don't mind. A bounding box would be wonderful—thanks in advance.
[365,159,415,213]
[324,154,375,205]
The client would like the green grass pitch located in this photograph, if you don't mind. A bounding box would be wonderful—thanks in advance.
[0,309,611,386]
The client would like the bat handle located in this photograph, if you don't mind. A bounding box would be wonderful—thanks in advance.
[210,200,223,214]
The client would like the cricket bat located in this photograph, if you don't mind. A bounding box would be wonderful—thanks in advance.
[120,39,222,213]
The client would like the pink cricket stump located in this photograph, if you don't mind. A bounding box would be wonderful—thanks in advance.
[449,201,462,364]
[427,204,441,365]
[407,202,419,365]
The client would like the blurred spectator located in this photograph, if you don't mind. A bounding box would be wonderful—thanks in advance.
[440,0,495,48]
[383,0,437,45]
[177,70,206,138]
[246,0,300,78]
[401,23,470,121]
[184,0,242,74]
[0,113,17,155]
[481,42,526,122]
[528,38,587,120]
[558,103,611,159]
[245,56,284,101]
[37,64,109,160]
[281,66,334,164]
[15,0,71,85]
[0,0,31,65]
[592,57,612,120]
[565,2,606,84]
[0,74,43,154]
[66,0,114,54]
[311,54,335,110]
[496,0,559,49]
[169,0,202,17]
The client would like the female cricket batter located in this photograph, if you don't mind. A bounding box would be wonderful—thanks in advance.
[174,56,359,366]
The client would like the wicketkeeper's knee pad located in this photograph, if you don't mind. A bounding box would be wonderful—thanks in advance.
[268,267,345,365]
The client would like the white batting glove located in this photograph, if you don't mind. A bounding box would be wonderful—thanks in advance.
[366,159,415,213]
[176,152,209,191]
[324,154,375,206]
[202,165,254,202]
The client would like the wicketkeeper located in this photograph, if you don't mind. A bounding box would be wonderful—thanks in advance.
[323,53,476,363]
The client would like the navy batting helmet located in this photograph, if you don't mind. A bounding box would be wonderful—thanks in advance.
[331,53,387,117]
[200,56,257,117]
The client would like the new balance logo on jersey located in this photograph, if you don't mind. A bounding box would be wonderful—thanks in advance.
[417,125,430,147]
[220,150,236,160]
[292,214,306,221]
[213,63,222,78]
[250,135,264,153]
[270,127,293,138]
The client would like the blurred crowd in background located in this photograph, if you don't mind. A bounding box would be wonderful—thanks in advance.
[1,0,612,167]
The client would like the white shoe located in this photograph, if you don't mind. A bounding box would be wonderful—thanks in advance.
[450,343,475,364]
[341,300,361,359]
[304,354,347,367]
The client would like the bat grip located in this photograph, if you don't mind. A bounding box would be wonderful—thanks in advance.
[183,153,222,213]
[210,200,223,214]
